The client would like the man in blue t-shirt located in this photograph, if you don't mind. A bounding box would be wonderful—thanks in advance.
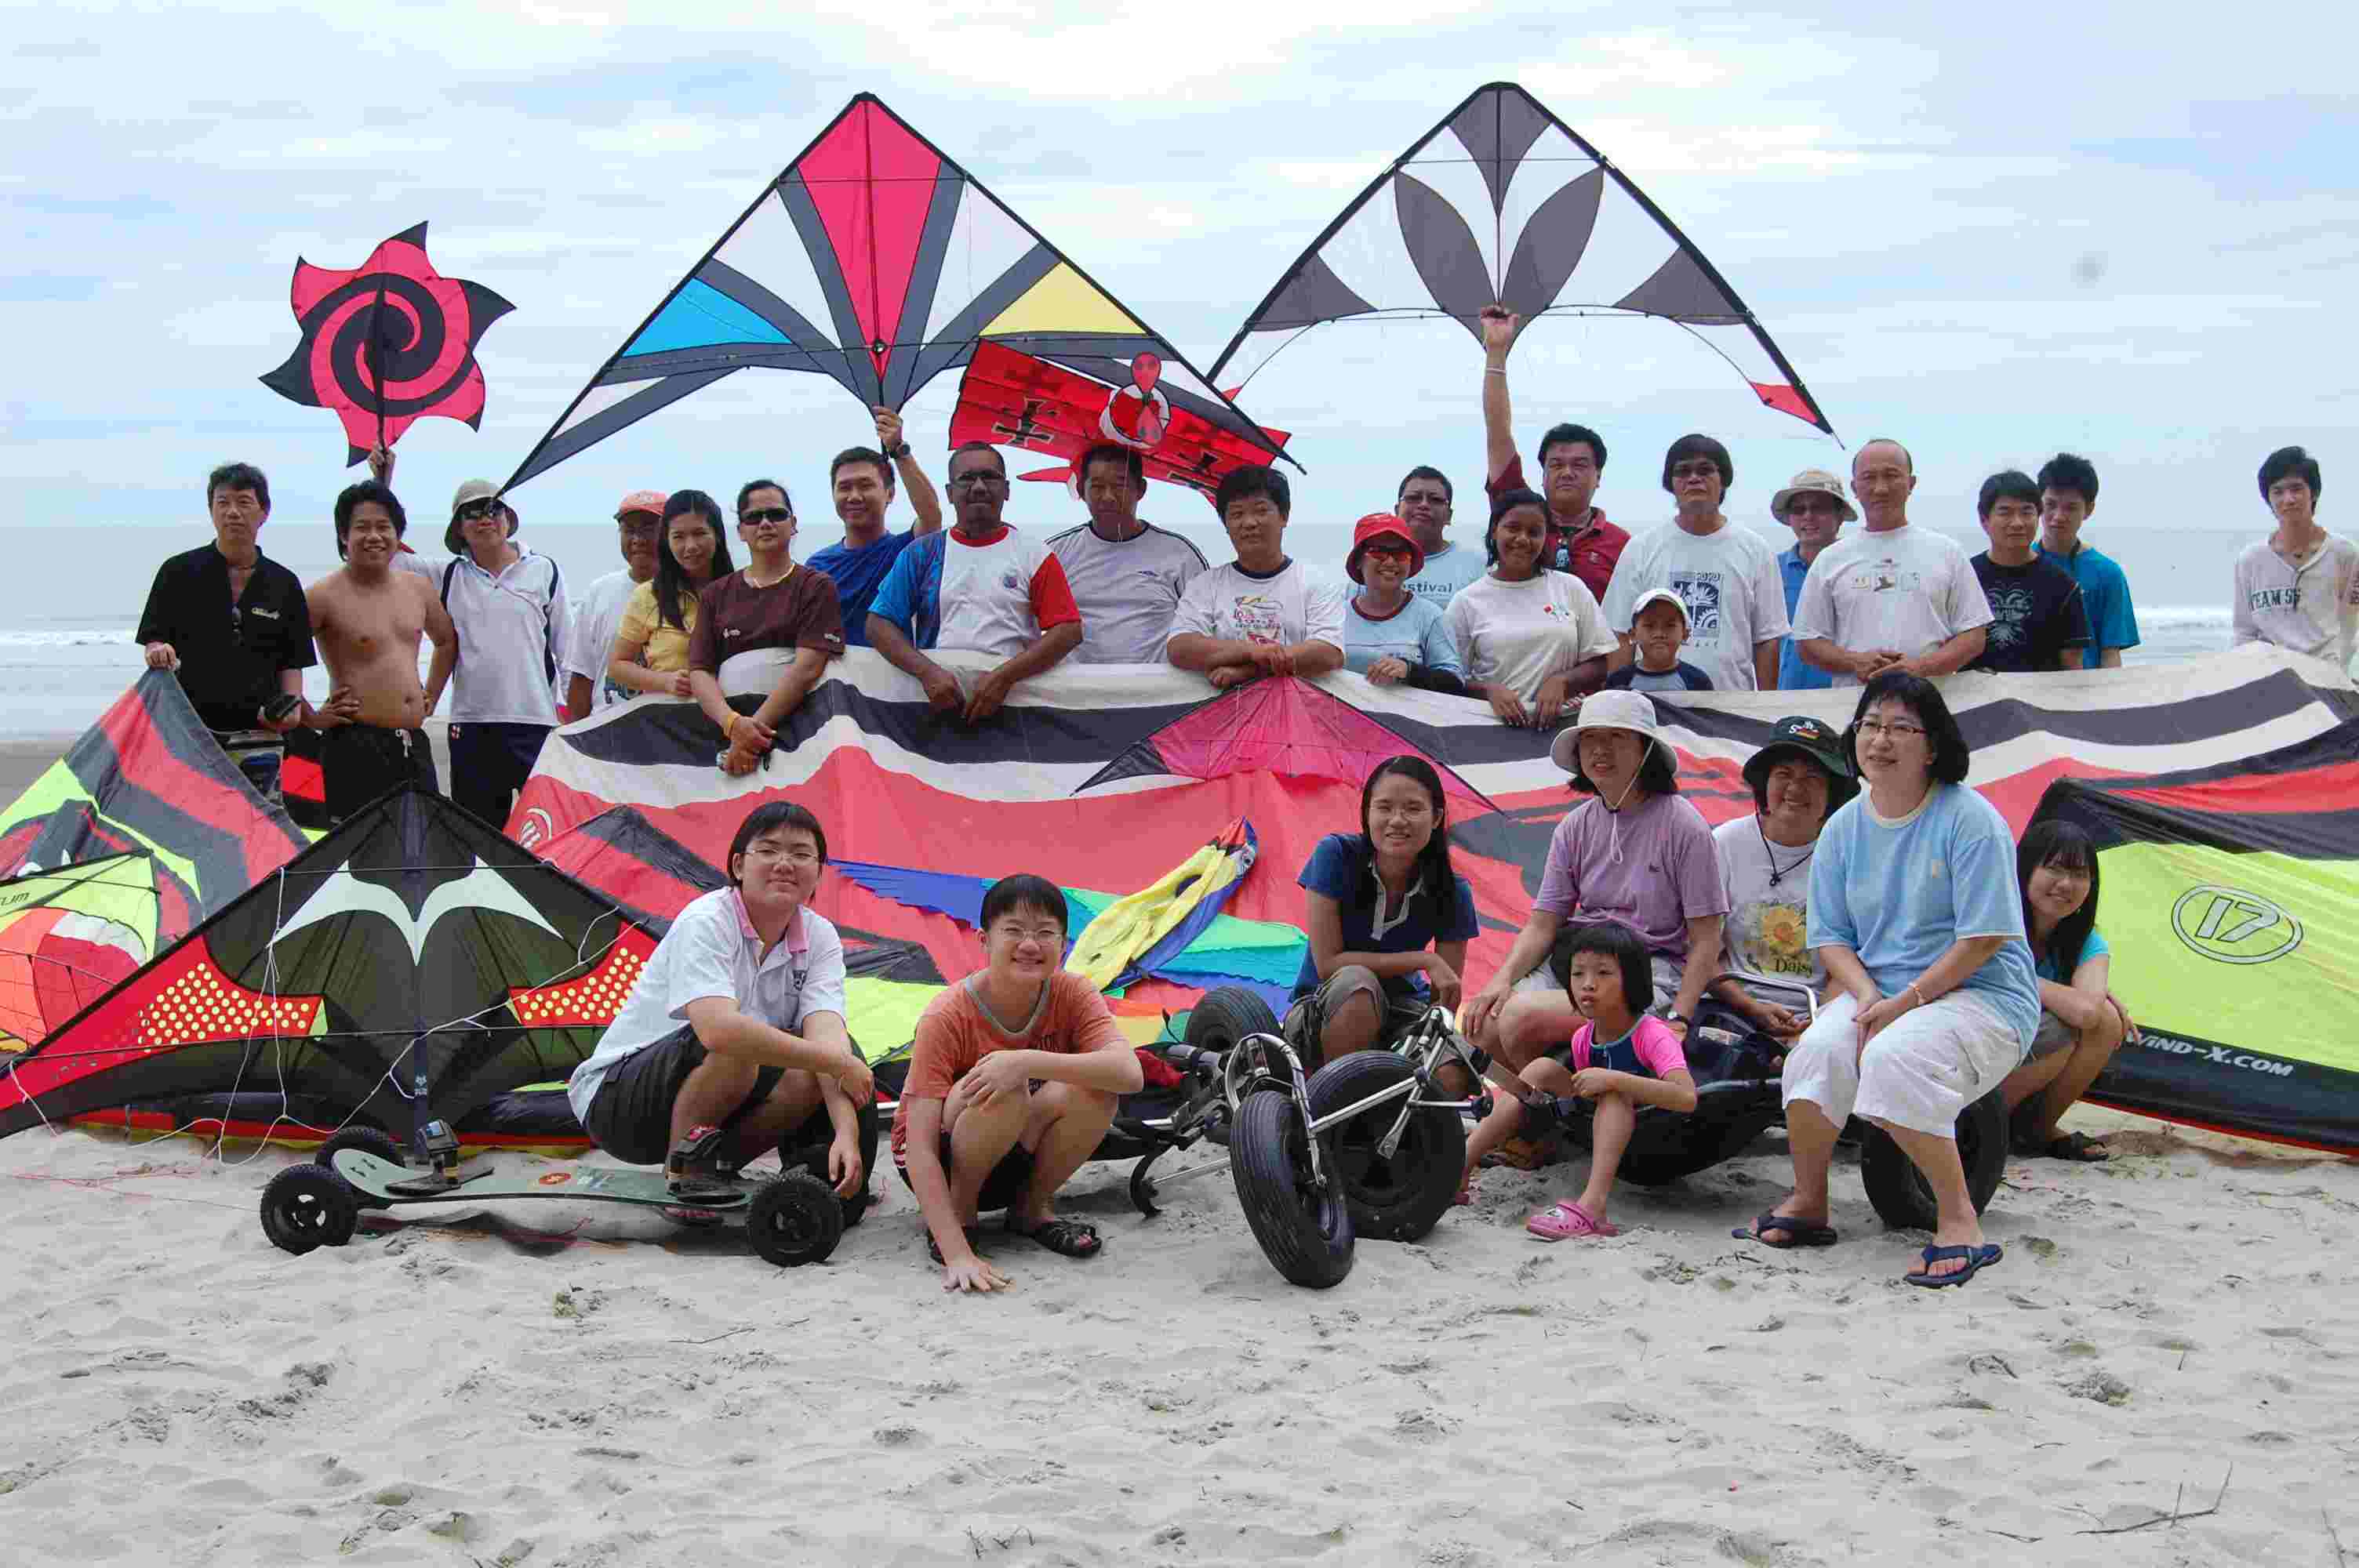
[1769,468,1852,691]
[1286,826,1480,1069]
[2034,452,2139,670]
[805,407,943,647]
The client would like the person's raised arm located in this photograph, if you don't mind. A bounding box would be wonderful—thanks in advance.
[874,406,941,536]
[1479,306,1519,485]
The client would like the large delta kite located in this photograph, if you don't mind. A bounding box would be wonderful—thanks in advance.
[1208,82,1833,435]
[505,93,1291,492]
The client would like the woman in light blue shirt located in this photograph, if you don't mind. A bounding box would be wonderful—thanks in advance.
[1342,514,1464,695]
[1737,671,2040,1290]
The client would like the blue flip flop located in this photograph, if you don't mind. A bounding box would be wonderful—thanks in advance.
[1906,1243,2002,1288]
[1732,1212,1837,1248]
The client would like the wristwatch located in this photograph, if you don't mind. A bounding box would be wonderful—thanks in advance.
[885,441,912,460]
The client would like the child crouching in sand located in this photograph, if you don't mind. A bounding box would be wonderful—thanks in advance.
[1462,920,1697,1239]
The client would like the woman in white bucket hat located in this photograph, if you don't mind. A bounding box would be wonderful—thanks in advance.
[1459,689,1728,1080]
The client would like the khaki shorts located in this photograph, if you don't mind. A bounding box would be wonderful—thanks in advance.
[2026,1009,2077,1061]
[1283,965,1432,1059]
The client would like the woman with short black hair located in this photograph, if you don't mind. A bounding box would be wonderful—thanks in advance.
[1739,671,2041,1288]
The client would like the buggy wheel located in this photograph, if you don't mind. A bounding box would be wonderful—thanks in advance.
[1230,1087,1354,1289]
[315,1126,405,1210]
[1185,986,1279,1058]
[780,1095,880,1229]
[1861,1087,2009,1232]
[1307,1051,1463,1243]
[746,1172,845,1268]
[260,1164,357,1255]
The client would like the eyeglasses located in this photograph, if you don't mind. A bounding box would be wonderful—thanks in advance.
[740,507,794,524]
[1856,719,1927,740]
[1669,462,1722,481]
[741,843,821,866]
[951,472,1007,491]
[1784,497,1842,516]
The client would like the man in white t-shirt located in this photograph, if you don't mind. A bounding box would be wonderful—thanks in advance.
[566,802,873,1200]
[867,443,1085,723]
[1791,439,1993,684]
[1601,435,1790,691]
[1165,465,1347,688]
[563,490,663,718]
[1048,442,1209,664]
[1397,466,1486,607]
[2233,445,2359,670]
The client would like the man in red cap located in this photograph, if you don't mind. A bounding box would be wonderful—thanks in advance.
[1342,513,1464,693]
[565,489,667,718]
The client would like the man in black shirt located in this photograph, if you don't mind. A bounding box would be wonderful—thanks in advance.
[135,462,318,801]
[1968,470,2089,674]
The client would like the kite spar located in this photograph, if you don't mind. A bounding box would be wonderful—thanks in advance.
[1208,82,1834,435]
[502,93,1293,492]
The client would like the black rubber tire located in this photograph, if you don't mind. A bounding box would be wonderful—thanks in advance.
[1185,986,1280,1058]
[1229,1087,1354,1289]
[745,1172,845,1267]
[1861,1087,2010,1232]
[1306,1051,1463,1243]
[260,1164,357,1255]
[780,1095,881,1229]
[314,1127,405,1210]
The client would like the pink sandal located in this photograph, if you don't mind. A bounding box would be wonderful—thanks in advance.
[1525,1200,1619,1240]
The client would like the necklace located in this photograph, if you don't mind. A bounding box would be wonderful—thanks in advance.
[1757,817,1815,889]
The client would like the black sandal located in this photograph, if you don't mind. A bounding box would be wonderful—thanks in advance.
[1006,1216,1101,1258]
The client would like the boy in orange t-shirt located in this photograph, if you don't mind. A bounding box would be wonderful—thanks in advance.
[892,873,1145,1293]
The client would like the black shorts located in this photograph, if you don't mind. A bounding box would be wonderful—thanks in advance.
[319,724,435,823]
[583,1025,782,1166]
[896,1131,1035,1214]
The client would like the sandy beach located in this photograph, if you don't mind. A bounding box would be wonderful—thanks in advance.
[4,1098,2352,1568]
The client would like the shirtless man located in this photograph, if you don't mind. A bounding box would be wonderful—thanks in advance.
[304,481,457,822]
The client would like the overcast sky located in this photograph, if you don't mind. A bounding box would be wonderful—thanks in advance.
[9,2,2354,557]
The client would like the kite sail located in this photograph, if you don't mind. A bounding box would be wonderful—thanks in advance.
[948,343,1292,499]
[510,645,2350,1119]
[0,855,158,1053]
[2031,726,2359,1153]
[1207,81,1832,434]
[0,672,309,947]
[259,222,513,464]
[0,782,658,1145]
[506,93,1291,491]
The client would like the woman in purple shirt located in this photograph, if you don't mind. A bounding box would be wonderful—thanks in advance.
[1461,689,1729,1076]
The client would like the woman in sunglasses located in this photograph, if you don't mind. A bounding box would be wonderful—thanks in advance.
[1739,670,2040,1290]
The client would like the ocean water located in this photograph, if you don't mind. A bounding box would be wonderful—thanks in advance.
[0,518,2254,740]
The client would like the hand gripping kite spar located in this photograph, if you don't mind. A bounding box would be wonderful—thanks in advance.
[502,93,1293,497]
[258,223,514,465]
[1206,82,1834,436]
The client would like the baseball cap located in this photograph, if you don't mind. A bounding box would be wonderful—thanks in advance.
[616,490,668,519]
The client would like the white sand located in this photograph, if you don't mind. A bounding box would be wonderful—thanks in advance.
[3,1106,2354,1567]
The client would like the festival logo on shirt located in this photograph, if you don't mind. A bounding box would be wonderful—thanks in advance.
[1856,557,1924,595]
[1670,571,1723,641]
[1230,593,1285,644]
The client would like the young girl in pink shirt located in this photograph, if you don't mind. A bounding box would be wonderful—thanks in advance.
[1463,920,1698,1239]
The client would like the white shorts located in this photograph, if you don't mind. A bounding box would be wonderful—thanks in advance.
[1781,991,2023,1139]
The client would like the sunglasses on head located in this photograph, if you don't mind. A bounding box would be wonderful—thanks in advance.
[740,506,793,524]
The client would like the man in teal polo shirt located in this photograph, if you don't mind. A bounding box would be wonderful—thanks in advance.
[2034,453,2139,670]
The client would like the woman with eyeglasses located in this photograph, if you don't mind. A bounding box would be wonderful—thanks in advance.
[1738,670,2040,1289]
[565,801,873,1203]
[1341,514,1464,694]
[608,490,737,700]
[1444,488,1618,728]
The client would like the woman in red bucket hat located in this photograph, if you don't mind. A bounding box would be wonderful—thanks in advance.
[1342,514,1465,694]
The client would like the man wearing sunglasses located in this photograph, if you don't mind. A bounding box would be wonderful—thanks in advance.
[867,444,1083,723]
[685,480,847,777]
[430,479,570,829]
[1600,434,1790,691]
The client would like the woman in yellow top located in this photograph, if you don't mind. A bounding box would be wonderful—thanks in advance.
[608,489,735,699]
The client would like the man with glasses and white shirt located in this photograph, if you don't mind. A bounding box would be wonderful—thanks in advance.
[867,443,1084,723]
[1792,440,1992,684]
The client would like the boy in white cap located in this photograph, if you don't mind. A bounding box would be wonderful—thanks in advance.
[1603,588,1714,693]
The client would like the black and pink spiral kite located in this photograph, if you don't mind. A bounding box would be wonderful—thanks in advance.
[258,223,513,464]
